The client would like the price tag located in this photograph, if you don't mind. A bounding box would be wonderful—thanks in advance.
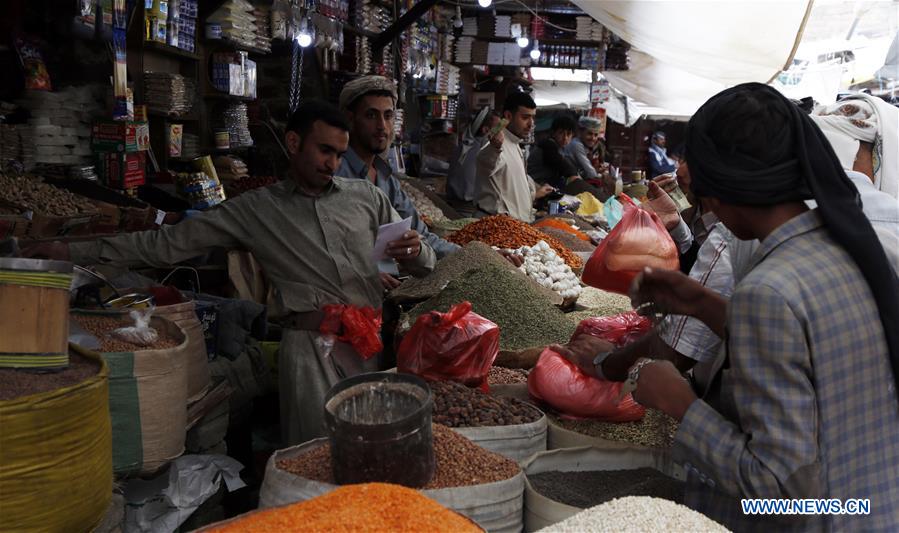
[155,209,166,226]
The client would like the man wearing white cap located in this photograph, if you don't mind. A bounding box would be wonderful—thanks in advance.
[565,115,605,180]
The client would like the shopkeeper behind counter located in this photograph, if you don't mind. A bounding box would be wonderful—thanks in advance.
[22,100,436,446]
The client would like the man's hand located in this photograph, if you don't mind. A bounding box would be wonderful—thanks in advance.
[652,172,679,194]
[645,181,681,231]
[630,359,696,421]
[630,267,727,337]
[488,130,504,150]
[379,273,402,291]
[535,184,555,200]
[20,241,71,261]
[499,250,523,267]
[550,334,616,378]
[387,231,423,263]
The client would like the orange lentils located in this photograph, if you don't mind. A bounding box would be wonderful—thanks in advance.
[448,215,583,269]
[204,483,483,533]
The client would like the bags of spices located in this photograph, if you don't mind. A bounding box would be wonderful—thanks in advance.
[398,302,499,391]
[582,207,678,295]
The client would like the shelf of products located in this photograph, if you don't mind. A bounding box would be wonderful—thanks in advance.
[143,40,201,61]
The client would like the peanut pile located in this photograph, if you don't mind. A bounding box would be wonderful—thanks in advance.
[72,315,181,353]
[431,380,542,427]
[448,215,583,269]
[0,174,95,217]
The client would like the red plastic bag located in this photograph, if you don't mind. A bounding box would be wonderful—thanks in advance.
[528,348,645,421]
[582,206,679,295]
[320,304,383,360]
[397,302,500,391]
[574,311,652,347]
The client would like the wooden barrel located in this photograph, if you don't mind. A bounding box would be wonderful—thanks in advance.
[0,258,73,368]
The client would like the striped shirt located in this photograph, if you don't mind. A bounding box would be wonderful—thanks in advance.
[672,209,899,531]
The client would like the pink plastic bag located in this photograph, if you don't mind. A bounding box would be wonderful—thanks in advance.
[528,348,645,421]
[583,206,679,295]
[398,302,500,391]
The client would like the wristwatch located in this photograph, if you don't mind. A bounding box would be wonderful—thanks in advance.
[593,351,613,380]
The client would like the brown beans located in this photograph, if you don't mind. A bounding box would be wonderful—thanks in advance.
[448,215,583,269]
[0,351,100,401]
[488,366,529,385]
[277,424,520,489]
[548,409,679,449]
[72,315,181,353]
[431,380,541,428]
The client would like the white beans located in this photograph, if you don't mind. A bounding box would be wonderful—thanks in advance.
[538,496,730,533]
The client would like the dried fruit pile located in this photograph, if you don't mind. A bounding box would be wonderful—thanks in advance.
[448,215,583,269]
[430,380,542,427]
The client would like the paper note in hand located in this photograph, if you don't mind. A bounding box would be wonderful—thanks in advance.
[372,216,413,261]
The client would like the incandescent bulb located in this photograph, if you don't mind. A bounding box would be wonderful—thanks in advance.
[297,32,312,47]
[477,0,492,7]
[517,36,529,48]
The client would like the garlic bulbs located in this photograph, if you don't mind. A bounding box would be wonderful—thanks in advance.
[507,240,583,300]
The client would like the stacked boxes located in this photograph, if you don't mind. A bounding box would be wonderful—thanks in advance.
[92,120,150,189]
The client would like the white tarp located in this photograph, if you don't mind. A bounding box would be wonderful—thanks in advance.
[572,0,813,114]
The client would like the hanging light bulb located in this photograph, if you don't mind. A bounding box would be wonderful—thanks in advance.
[296,19,312,48]
[453,6,463,28]
[530,40,541,60]
[517,30,529,48]
[477,0,492,8]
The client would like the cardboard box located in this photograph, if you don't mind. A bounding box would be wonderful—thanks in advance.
[91,120,149,152]
[97,151,146,189]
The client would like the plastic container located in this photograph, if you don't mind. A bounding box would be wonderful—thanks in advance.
[323,372,434,488]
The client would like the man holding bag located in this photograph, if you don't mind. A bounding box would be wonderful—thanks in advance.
[23,100,437,445]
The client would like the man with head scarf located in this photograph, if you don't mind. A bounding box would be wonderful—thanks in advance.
[564,115,606,180]
[617,83,899,530]
[647,131,677,178]
[335,76,459,289]
[446,107,499,207]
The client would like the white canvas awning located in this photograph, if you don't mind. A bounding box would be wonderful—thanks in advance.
[572,0,813,115]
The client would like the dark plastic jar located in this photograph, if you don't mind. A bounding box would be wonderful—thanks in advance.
[323,372,435,487]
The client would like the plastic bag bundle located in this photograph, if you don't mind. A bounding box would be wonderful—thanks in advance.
[112,309,159,347]
[582,206,679,295]
[319,304,383,359]
[397,302,500,390]
[574,311,652,347]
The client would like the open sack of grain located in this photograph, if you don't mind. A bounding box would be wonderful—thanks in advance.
[259,425,525,533]
[537,496,729,533]
[70,311,189,476]
[522,446,688,532]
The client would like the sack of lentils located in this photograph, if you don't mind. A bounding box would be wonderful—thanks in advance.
[431,380,547,462]
[203,483,482,532]
[260,424,525,533]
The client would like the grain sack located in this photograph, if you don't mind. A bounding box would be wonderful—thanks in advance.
[522,446,685,532]
[70,312,189,476]
[547,410,678,451]
[537,496,729,532]
[260,429,525,533]
[152,300,211,403]
[0,349,113,532]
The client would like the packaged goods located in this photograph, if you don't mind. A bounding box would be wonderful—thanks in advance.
[510,240,582,300]
[548,410,678,449]
[407,264,578,351]
[206,483,481,532]
[529,468,684,508]
[528,348,645,421]
[278,423,520,489]
[398,302,500,390]
[449,215,583,269]
[537,496,729,533]
[390,241,562,306]
[582,207,678,295]
[431,380,542,428]
[14,36,52,91]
